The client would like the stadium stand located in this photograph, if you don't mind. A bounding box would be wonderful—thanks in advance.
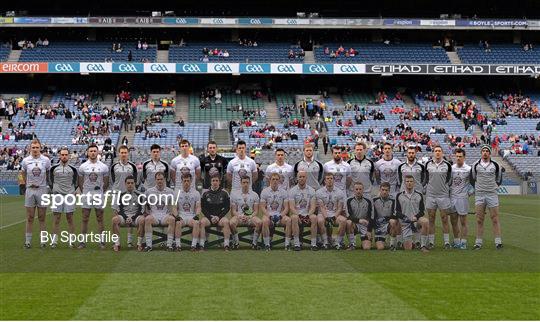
[169,42,303,63]
[19,42,157,62]
[457,44,540,64]
[315,43,450,63]
[0,44,11,61]
[189,90,266,122]
[133,123,210,150]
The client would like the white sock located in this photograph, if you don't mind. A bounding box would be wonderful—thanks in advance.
[397,234,403,243]
[252,232,259,245]
[316,234,321,244]
[336,236,343,245]
[127,233,133,243]
[414,232,421,243]
[175,238,181,247]
[51,234,58,245]
[323,235,328,245]
[475,238,483,245]
[293,236,300,247]
[443,234,450,244]
[285,237,291,246]
[390,237,396,247]
[311,238,317,247]
[115,238,121,246]
[428,234,435,244]
[224,238,230,247]
[192,237,198,248]
[199,236,206,246]
[454,238,460,245]
[233,233,239,244]
[349,234,355,244]
[145,233,153,247]
[25,233,32,244]
[137,237,143,246]
[167,234,173,247]
[461,238,467,245]
[263,236,271,246]
[421,235,428,247]
[495,237,502,245]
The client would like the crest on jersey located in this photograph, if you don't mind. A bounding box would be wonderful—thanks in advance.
[297,195,307,209]
[209,166,219,177]
[89,172,98,182]
[180,166,190,176]
[182,201,191,212]
[453,176,463,186]
[326,197,335,211]
[31,165,41,177]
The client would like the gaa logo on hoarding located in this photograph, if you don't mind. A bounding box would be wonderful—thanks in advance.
[340,65,359,73]
[175,18,187,24]
[213,64,233,72]
[277,64,296,72]
[213,18,224,24]
[118,64,138,72]
[86,64,106,72]
[308,65,328,73]
[286,19,298,24]
[181,64,202,72]
[150,64,169,72]
[53,63,74,72]
[245,64,265,73]
[250,19,262,24]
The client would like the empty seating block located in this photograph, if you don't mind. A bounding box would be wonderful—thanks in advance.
[0,45,11,62]
[19,42,157,62]
[315,43,450,64]
[458,44,540,64]
[169,43,303,63]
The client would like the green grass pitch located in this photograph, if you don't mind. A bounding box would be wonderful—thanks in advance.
[1,195,539,320]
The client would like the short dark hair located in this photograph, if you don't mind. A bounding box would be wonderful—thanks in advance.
[181,173,193,180]
[380,182,391,189]
[87,143,98,151]
[324,172,334,178]
[355,142,367,149]
[433,145,443,152]
[155,172,165,179]
[179,139,190,146]
[125,175,135,183]
[207,140,217,147]
[404,175,415,181]
[383,142,393,148]
[236,140,246,147]
[118,145,129,152]
[240,176,251,182]
[455,148,466,156]
[150,144,161,151]
[407,145,417,151]
[275,148,285,154]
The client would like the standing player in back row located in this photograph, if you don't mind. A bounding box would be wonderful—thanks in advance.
[323,146,351,192]
[424,145,453,249]
[450,148,472,249]
[49,146,78,248]
[141,144,170,190]
[470,145,503,250]
[294,143,324,190]
[21,139,51,248]
[78,143,109,249]
[171,139,201,192]
[200,140,228,191]
[227,140,258,192]
[110,145,138,193]
[348,142,375,199]
[397,145,425,192]
[265,148,294,190]
[375,143,402,197]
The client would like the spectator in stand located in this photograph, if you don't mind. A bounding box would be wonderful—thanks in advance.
[42,38,49,47]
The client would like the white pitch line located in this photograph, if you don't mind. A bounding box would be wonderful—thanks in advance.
[502,212,540,220]
[0,219,26,230]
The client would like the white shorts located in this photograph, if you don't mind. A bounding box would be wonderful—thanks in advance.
[80,192,106,209]
[151,215,170,226]
[24,186,49,208]
[355,221,369,240]
[475,193,499,208]
[400,220,421,240]
[118,215,144,227]
[179,215,198,224]
[51,200,76,214]
[451,196,470,215]
[426,196,452,211]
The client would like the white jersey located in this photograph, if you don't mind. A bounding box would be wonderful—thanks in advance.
[260,186,288,217]
[451,163,472,198]
[79,160,109,194]
[170,154,200,190]
[323,160,351,191]
[145,186,175,218]
[316,186,347,218]
[21,155,51,188]
[265,162,294,190]
[227,155,257,191]
[375,157,402,193]
[176,188,200,220]
[230,190,260,215]
[288,184,316,216]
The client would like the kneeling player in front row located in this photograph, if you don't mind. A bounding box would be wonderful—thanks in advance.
[200,176,231,251]
[395,175,429,252]
[317,173,348,249]
[143,172,176,251]
[373,182,399,250]
[346,182,373,250]
[288,170,317,251]
[112,176,145,251]
[230,176,261,249]
[174,173,201,251]
[260,173,291,251]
